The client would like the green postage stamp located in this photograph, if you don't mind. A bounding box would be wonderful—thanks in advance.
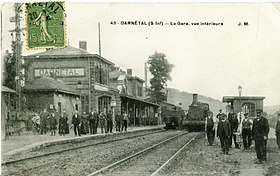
[25,2,66,49]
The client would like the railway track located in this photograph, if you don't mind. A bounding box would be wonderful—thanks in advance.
[3,129,169,176]
[2,129,164,166]
[87,132,202,176]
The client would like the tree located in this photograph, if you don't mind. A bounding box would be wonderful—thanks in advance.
[3,48,16,90]
[148,52,174,103]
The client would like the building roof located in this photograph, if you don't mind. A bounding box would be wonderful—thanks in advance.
[23,46,114,65]
[1,86,16,93]
[23,77,79,96]
[120,94,159,107]
[109,70,126,79]
[223,96,265,103]
[109,70,145,82]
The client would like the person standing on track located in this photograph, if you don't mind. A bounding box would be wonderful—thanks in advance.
[276,113,280,150]
[217,114,231,155]
[205,111,216,146]
[252,109,269,164]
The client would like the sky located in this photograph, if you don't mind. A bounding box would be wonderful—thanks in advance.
[2,2,280,106]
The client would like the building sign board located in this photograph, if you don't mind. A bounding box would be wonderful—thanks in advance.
[34,68,85,77]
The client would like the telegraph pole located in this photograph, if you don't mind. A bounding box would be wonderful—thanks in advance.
[11,3,23,115]
[98,22,101,56]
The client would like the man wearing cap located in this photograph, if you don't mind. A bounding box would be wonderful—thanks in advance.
[205,111,216,146]
[216,109,226,122]
[217,114,231,154]
[72,111,81,136]
[252,109,269,163]
[228,112,240,148]
[242,113,253,150]
[276,113,280,150]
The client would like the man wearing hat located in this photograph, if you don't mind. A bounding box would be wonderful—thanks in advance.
[275,113,280,150]
[252,109,269,163]
[205,111,216,146]
[217,114,231,154]
[242,113,253,150]
[216,109,226,122]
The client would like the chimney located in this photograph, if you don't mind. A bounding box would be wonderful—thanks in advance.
[192,94,198,105]
[79,41,87,51]
[127,69,132,75]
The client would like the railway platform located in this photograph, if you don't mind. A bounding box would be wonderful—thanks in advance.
[2,125,164,156]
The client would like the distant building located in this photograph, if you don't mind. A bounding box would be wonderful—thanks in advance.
[109,68,159,125]
[222,96,265,117]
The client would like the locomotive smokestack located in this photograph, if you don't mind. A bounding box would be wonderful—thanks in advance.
[192,94,198,105]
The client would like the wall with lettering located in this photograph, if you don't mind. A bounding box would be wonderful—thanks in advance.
[34,68,85,77]
[28,58,88,83]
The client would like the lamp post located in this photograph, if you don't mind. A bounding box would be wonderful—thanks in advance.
[238,85,242,97]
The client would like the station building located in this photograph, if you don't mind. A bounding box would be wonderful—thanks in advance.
[109,69,159,125]
[222,96,265,117]
[23,42,159,124]
[23,76,81,116]
[23,42,118,115]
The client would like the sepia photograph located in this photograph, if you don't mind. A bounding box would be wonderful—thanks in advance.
[1,2,280,176]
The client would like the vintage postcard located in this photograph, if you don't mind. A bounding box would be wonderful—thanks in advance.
[1,2,280,176]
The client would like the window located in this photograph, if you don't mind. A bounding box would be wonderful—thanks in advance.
[138,85,143,97]
[58,102,61,114]
[242,102,255,117]
[98,96,111,114]
[75,104,78,111]
[94,61,109,85]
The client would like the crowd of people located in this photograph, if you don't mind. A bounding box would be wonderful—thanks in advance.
[31,108,130,137]
[205,109,280,164]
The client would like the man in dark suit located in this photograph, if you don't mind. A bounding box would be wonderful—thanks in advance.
[72,111,81,136]
[205,111,215,146]
[89,109,98,134]
[107,110,113,133]
[252,109,269,164]
[217,114,231,154]
[228,112,240,148]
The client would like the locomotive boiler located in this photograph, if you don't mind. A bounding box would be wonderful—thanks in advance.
[183,94,210,131]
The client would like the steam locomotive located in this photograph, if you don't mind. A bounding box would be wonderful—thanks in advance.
[162,94,210,131]
[162,103,185,130]
[183,94,210,131]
